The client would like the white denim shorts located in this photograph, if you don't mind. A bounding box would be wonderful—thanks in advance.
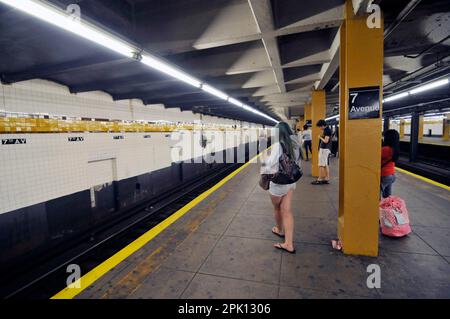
[269,182,296,197]
[318,148,331,167]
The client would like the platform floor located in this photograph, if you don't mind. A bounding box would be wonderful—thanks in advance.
[77,157,450,299]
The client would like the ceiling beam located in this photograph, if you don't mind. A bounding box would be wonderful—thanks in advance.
[248,0,286,97]
[314,29,340,90]
[194,14,343,52]
[134,1,342,55]
[351,0,373,16]
[261,92,311,102]
[266,101,310,108]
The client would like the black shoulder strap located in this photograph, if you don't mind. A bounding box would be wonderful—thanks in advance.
[381,157,392,167]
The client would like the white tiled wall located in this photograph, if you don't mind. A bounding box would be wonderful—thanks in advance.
[0,79,264,214]
[0,132,172,214]
[389,121,444,135]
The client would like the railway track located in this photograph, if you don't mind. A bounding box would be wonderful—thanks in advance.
[0,163,242,299]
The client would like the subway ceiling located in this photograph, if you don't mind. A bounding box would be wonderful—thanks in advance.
[0,0,449,124]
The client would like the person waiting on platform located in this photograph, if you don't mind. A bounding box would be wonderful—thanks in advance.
[261,122,301,254]
[311,119,332,185]
[381,129,400,198]
[302,124,312,161]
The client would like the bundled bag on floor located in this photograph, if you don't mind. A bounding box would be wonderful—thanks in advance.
[379,196,412,237]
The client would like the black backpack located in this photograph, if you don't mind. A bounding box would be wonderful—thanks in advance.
[271,144,303,185]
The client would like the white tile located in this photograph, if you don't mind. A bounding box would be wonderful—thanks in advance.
[0,80,253,214]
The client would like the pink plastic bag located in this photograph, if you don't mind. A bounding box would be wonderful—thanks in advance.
[379,196,412,237]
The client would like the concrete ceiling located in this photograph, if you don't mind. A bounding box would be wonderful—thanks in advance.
[0,0,449,123]
[130,0,344,120]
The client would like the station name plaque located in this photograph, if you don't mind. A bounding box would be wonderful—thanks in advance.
[348,86,381,120]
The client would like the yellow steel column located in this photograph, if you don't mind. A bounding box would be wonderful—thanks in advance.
[297,116,305,159]
[399,119,405,139]
[304,103,312,125]
[444,113,450,141]
[296,116,304,131]
[338,22,347,242]
[419,116,424,140]
[338,0,383,256]
[311,90,326,177]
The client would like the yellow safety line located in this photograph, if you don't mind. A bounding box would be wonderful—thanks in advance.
[396,167,450,191]
[51,150,266,299]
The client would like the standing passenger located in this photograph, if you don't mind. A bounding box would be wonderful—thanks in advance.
[312,119,332,185]
[302,124,312,161]
[261,122,301,253]
[381,129,400,198]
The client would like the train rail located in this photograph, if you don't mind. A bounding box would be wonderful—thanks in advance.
[0,162,242,299]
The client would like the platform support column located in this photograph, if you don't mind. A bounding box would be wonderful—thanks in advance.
[304,103,312,126]
[443,113,450,141]
[410,112,420,163]
[338,21,347,245]
[383,116,390,132]
[297,116,304,132]
[399,119,405,139]
[311,90,326,177]
[338,0,383,257]
[418,115,424,140]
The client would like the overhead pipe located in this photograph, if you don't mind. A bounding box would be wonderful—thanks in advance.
[384,0,422,40]
[384,56,450,93]
[404,35,450,59]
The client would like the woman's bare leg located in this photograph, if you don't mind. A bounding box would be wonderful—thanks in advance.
[276,189,295,251]
[270,195,283,234]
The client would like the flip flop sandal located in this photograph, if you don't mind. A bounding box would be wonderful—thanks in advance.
[311,180,323,185]
[274,243,296,254]
[321,180,330,184]
[272,227,285,238]
[331,239,343,251]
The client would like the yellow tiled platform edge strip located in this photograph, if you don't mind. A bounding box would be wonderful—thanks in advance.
[51,150,266,299]
[0,116,260,133]
[396,167,450,191]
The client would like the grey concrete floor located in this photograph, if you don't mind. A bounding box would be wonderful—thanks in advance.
[79,158,450,299]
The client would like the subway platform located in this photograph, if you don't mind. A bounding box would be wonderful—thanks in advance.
[73,158,450,299]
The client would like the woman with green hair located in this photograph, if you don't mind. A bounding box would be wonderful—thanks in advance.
[261,122,301,253]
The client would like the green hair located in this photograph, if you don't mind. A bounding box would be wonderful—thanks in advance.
[275,122,295,159]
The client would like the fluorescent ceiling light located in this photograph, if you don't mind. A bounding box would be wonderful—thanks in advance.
[0,0,278,124]
[410,78,449,95]
[242,104,255,113]
[201,84,228,100]
[140,55,201,88]
[228,97,243,107]
[242,104,278,123]
[424,112,443,118]
[325,114,339,121]
[384,92,409,103]
[425,116,444,120]
[0,0,135,57]
[383,78,449,104]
